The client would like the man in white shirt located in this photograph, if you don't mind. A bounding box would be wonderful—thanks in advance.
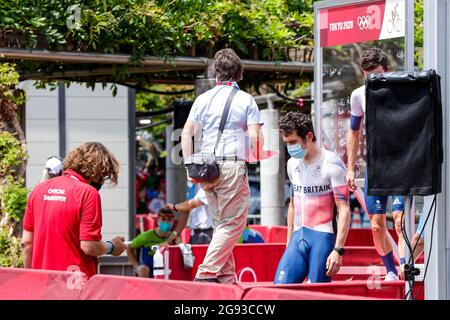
[181,48,265,284]
[167,187,214,244]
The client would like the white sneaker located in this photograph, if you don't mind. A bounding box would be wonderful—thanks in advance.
[384,271,399,281]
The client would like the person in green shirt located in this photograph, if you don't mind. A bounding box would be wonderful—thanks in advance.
[126,207,180,277]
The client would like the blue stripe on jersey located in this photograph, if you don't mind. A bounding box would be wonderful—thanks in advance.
[350,114,363,130]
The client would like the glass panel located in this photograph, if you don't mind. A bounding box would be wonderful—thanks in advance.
[321,38,405,179]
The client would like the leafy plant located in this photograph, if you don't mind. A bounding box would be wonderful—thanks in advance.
[0,131,28,177]
[414,0,424,69]
[0,63,20,87]
[1,177,28,223]
[0,227,23,267]
[0,1,305,71]
[0,63,28,267]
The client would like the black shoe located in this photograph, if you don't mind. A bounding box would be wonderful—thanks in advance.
[194,277,220,283]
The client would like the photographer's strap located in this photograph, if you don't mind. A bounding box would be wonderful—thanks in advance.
[213,87,239,155]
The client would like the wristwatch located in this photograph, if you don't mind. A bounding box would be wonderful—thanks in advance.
[333,247,345,256]
[173,204,178,212]
[105,240,114,255]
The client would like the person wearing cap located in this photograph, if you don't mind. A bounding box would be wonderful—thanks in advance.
[40,156,63,182]
[126,207,180,278]
[21,142,126,279]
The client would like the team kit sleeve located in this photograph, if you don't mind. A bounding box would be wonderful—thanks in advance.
[79,190,103,241]
[327,157,350,203]
[350,89,364,131]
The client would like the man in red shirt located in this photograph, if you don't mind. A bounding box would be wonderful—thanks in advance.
[21,142,126,279]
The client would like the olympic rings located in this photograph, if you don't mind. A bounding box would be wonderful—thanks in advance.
[357,15,371,30]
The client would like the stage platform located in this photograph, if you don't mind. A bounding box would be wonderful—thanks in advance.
[0,229,424,300]
[0,267,422,300]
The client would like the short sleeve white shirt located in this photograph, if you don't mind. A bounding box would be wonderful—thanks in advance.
[187,84,263,160]
[350,85,366,118]
[188,188,213,230]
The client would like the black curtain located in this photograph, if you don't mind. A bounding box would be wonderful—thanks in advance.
[365,70,443,196]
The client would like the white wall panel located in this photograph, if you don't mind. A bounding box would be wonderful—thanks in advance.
[66,120,128,143]
[23,81,59,190]
[66,83,130,240]
[24,96,58,120]
[25,121,59,143]
[24,81,131,240]
[66,97,127,120]
[26,142,59,166]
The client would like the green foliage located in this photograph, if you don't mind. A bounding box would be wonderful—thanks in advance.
[1,177,28,222]
[290,81,311,98]
[414,0,424,69]
[0,63,20,87]
[0,63,27,267]
[0,63,25,106]
[0,227,23,267]
[0,131,28,177]
[33,80,59,91]
[135,84,195,137]
[1,1,316,93]
[0,0,304,61]
[135,85,195,111]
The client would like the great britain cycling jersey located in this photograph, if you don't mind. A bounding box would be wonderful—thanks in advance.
[288,149,349,234]
[274,149,349,284]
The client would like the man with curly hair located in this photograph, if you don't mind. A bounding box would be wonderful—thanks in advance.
[21,142,126,279]
[274,111,350,284]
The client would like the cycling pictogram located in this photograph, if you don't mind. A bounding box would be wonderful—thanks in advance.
[387,3,402,33]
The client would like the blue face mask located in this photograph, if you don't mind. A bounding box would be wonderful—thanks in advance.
[287,144,307,159]
[159,221,173,233]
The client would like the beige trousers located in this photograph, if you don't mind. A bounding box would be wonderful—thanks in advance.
[195,161,249,284]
